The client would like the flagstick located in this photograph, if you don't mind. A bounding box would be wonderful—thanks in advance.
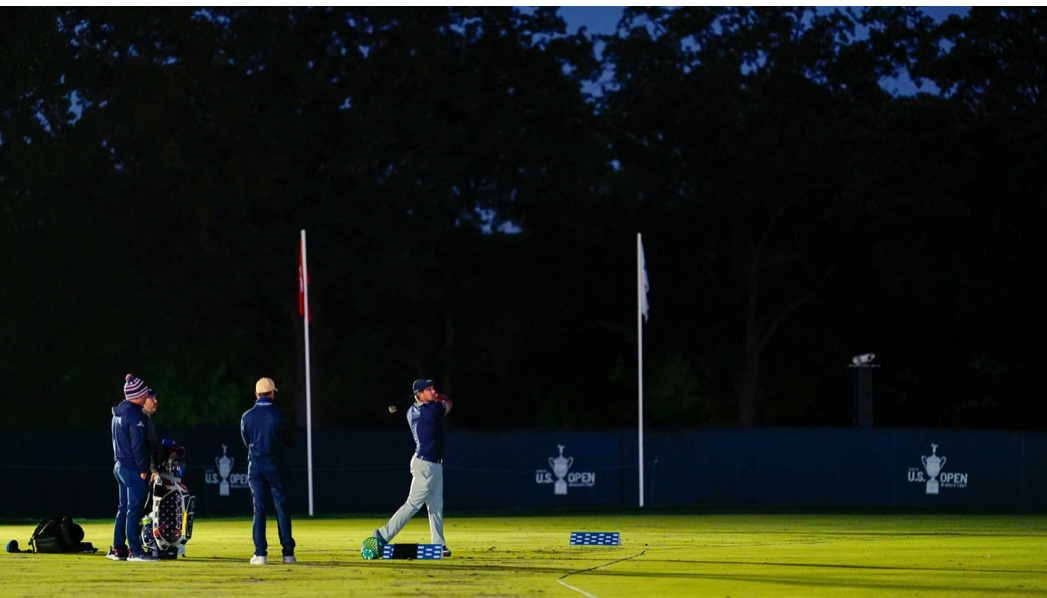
[637,233,645,508]
[301,229,315,517]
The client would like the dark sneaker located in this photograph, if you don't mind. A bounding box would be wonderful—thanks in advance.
[442,547,452,558]
[283,555,297,564]
[105,546,128,561]
[128,553,159,562]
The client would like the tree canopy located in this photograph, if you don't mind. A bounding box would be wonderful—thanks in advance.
[1,7,1043,431]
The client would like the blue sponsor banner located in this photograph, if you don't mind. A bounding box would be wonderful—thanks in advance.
[2,426,1047,517]
[895,430,1024,510]
[446,430,627,509]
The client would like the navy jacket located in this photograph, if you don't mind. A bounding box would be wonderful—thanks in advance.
[408,399,449,462]
[241,398,295,465]
[112,400,150,475]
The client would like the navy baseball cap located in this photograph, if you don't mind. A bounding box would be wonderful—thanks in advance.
[412,378,435,394]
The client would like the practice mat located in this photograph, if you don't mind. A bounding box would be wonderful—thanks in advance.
[382,543,444,559]
[569,532,621,545]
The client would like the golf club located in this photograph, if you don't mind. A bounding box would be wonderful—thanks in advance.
[387,395,414,414]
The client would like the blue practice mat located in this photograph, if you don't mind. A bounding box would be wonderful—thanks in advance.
[382,543,444,559]
[569,532,621,546]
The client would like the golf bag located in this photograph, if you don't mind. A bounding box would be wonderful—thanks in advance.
[141,439,196,559]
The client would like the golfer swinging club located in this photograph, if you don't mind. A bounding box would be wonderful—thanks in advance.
[373,378,453,557]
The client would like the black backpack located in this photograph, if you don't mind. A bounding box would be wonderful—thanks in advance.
[28,516,94,554]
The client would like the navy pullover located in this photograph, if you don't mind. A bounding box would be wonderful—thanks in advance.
[240,398,295,465]
[408,399,449,462]
[112,400,150,475]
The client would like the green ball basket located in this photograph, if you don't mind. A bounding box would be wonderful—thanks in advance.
[361,536,383,560]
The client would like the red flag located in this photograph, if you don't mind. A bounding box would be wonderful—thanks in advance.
[298,242,310,321]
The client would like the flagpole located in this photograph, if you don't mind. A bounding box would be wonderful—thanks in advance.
[300,229,315,516]
[637,233,645,508]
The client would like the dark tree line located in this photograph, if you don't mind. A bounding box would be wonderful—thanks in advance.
[1,7,1044,431]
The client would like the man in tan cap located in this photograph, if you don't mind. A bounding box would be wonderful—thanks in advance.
[240,377,296,565]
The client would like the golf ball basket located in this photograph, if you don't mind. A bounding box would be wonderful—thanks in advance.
[361,536,384,560]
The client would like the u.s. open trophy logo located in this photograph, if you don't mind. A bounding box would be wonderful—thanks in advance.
[548,444,574,495]
[907,442,967,495]
[215,444,234,496]
[535,444,595,495]
[921,443,945,495]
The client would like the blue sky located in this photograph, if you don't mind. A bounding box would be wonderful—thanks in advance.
[554,6,972,97]
[556,6,970,35]
[558,6,625,35]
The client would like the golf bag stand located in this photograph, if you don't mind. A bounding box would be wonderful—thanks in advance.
[142,439,196,559]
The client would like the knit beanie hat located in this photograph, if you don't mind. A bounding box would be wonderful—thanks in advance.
[124,373,153,401]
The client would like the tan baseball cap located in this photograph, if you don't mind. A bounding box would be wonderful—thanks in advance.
[255,377,278,394]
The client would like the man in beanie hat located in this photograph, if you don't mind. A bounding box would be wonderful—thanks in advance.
[241,377,296,564]
[373,378,453,557]
[108,374,159,562]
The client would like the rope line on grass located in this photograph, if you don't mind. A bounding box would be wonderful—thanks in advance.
[556,550,646,598]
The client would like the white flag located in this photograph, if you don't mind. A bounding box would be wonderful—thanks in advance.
[640,238,649,322]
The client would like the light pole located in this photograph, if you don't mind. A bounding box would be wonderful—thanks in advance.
[849,353,878,427]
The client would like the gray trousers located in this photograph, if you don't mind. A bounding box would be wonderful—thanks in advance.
[378,455,445,546]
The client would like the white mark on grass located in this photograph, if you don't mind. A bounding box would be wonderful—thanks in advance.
[556,550,646,598]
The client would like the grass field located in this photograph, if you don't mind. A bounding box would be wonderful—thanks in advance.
[3,512,1047,597]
